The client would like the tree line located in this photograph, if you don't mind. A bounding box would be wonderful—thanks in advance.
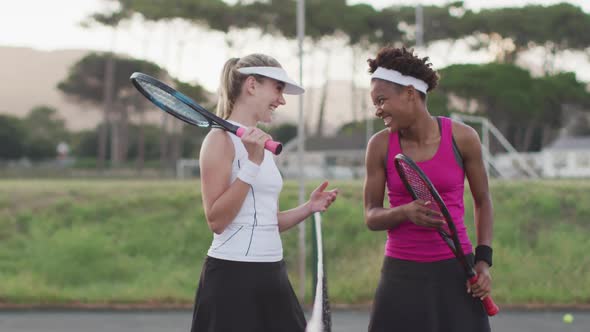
[86,1,590,152]
[0,52,298,166]
[2,51,589,163]
[100,1,590,59]
[5,2,590,163]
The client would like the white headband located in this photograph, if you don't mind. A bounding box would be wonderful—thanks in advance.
[237,66,304,95]
[371,67,429,94]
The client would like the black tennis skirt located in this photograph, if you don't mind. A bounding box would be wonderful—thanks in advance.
[190,256,306,332]
[368,254,491,332]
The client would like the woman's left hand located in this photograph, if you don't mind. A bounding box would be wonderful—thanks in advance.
[308,181,339,213]
[467,261,492,300]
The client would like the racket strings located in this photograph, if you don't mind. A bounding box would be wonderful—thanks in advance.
[398,161,453,235]
[137,79,209,126]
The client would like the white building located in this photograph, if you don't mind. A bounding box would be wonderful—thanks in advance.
[541,136,590,178]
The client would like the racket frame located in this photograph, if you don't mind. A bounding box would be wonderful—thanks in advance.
[131,72,238,131]
[394,153,499,316]
[130,72,282,155]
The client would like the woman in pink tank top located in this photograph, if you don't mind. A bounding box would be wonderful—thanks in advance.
[363,47,495,332]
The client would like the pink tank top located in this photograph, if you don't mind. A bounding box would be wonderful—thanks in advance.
[385,117,473,262]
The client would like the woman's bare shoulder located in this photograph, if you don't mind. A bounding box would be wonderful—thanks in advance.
[200,129,234,162]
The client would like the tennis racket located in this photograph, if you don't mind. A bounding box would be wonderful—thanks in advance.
[130,72,283,155]
[394,153,499,316]
[306,212,332,332]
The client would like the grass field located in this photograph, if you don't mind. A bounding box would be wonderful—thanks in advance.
[1,179,589,307]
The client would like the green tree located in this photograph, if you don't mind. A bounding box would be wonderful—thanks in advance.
[98,1,590,53]
[71,128,101,159]
[0,115,26,160]
[81,6,131,169]
[337,119,385,136]
[58,53,166,166]
[21,106,69,160]
[438,63,590,151]
[268,122,298,144]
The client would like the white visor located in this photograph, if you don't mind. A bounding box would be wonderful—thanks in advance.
[237,66,305,95]
[371,67,429,94]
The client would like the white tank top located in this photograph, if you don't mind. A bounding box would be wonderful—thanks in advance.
[207,122,284,262]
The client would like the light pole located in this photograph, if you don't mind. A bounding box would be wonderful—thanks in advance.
[296,0,306,302]
[416,4,424,48]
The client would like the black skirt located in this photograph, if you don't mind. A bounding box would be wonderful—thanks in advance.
[190,256,306,332]
[368,255,491,332]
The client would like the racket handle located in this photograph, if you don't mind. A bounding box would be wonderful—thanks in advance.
[469,275,500,316]
[235,127,283,155]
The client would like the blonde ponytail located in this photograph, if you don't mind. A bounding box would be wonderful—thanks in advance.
[215,54,282,119]
[216,57,241,119]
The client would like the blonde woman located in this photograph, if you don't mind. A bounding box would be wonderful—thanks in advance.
[190,54,338,332]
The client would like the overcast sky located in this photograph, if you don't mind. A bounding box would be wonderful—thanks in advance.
[1,0,588,91]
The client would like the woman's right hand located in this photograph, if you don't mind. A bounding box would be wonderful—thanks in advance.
[240,127,272,165]
[401,199,446,228]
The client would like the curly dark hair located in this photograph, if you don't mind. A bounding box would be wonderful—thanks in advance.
[367,46,439,94]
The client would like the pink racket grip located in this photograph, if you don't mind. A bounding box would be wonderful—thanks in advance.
[469,275,499,316]
[235,127,283,155]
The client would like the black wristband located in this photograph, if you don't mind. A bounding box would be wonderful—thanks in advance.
[475,245,493,267]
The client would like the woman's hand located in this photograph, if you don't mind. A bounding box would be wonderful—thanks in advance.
[468,261,492,299]
[401,200,445,228]
[240,127,272,165]
[308,181,339,213]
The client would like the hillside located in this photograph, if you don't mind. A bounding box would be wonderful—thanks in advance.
[0,47,102,130]
[0,46,371,134]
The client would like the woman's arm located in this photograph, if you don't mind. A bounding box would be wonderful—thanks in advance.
[277,181,338,232]
[200,129,259,234]
[363,131,407,230]
[453,121,495,299]
[454,122,494,249]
